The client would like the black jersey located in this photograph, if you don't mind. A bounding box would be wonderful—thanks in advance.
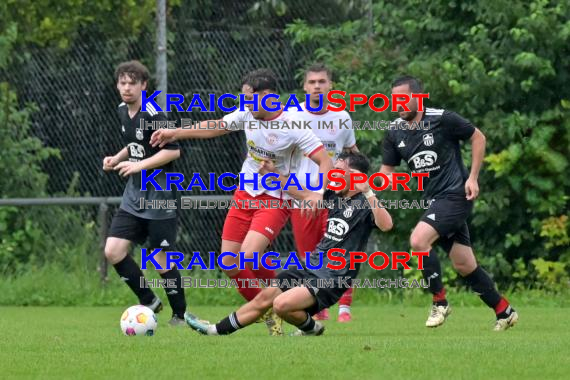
[117,102,179,220]
[382,107,475,200]
[306,190,377,279]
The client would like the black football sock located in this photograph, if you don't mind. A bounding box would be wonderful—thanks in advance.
[462,266,502,310]
[160,267,187,318]
[297,312,317,332]
[113,255,155,305]
[421,249,448,307]
[215,312,243,335]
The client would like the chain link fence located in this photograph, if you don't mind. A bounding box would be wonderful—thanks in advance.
[0,3,371,268]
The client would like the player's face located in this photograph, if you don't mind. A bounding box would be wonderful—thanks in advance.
[304,71,331,106]
[116,74,146,104]
[391,83,418,121]
[331,159,352,196]
[242,85,274,120]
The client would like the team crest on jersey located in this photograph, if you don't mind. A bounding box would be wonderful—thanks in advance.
[423,133,434,146]
[136,129,144,141]
[322,141,337,158]
[266,133,279,146]
[343,206,354,218]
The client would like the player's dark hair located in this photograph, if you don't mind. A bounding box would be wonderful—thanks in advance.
[304,63,333,81]
[241,68,278,92]
[337,151,370,174]
[115,60,150,84]
[391,75,424,93]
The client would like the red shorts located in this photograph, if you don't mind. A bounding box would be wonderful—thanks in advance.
[290,208,328,258]
[221,190,290,244]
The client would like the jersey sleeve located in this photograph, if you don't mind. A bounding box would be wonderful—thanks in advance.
[222,109,248,131]
[152,111,179,150]
[381,132,401,166]
[441,110,476,141]
[293,128,324,158]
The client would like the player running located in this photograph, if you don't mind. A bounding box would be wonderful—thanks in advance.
[150,69,333,335]
[103,60,187,326]
[380,75,518,331]
[289,63,359,322]
[184,151,393,336]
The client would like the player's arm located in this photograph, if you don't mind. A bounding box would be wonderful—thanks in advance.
[343,145,359,153]
[259,160,314,201]
[150,120,231,148]
[377,164,396,189]
[115,148,180,177]
[465,128,486,200]
[442,111,483,200]
[308,148,334,190]
[103,147,129,171]
[351,169,393,232]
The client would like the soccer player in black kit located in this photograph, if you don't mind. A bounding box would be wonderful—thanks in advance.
[380,76,518,331]
[184,152,393,336]
[103,60,187,325]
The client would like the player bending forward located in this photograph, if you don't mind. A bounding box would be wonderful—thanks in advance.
[184,152,393,336]
[151,69,333,335]
[289,63,360,322]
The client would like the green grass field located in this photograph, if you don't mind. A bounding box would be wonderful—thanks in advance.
[2,305,568,379]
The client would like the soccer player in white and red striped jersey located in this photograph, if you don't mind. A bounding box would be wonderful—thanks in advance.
[151,69,333,335]
[288,63,359,322]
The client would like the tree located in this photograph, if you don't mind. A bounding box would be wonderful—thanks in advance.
[285,0,570,286]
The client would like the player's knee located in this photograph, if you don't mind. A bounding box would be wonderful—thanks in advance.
[452,258,476,276]
[272,296,293,317]
[410,235,430,252]
[104,245,126,264]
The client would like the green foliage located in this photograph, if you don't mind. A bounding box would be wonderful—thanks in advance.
[0,0,159,48]
[285,0,570,288]
[531,258,569,292]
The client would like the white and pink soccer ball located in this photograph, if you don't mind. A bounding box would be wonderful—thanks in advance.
[120,305,158,336]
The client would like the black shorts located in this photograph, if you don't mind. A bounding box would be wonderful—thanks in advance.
[420,196,473,254]
[108,208,177,250]
[276,269,350,316]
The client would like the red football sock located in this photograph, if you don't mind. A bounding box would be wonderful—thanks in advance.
[338,287,354,307]
[253,267,276,282]
[433,288,447,303]
[252,256,277,282]
[494,297,510,315]
[230,268,261,301]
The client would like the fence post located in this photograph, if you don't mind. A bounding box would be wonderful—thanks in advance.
[98,201,109,283]
[156,0,167,110]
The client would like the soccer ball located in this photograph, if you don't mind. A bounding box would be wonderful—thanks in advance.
[120,305,158,336]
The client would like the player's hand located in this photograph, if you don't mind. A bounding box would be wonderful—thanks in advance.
[259,159,279,176]
[150,128,177,148]
[350,169,371,194]
[465,176,479,200]
[114,161,143,177]
[301,191,323,219]
[103,156,118,171]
